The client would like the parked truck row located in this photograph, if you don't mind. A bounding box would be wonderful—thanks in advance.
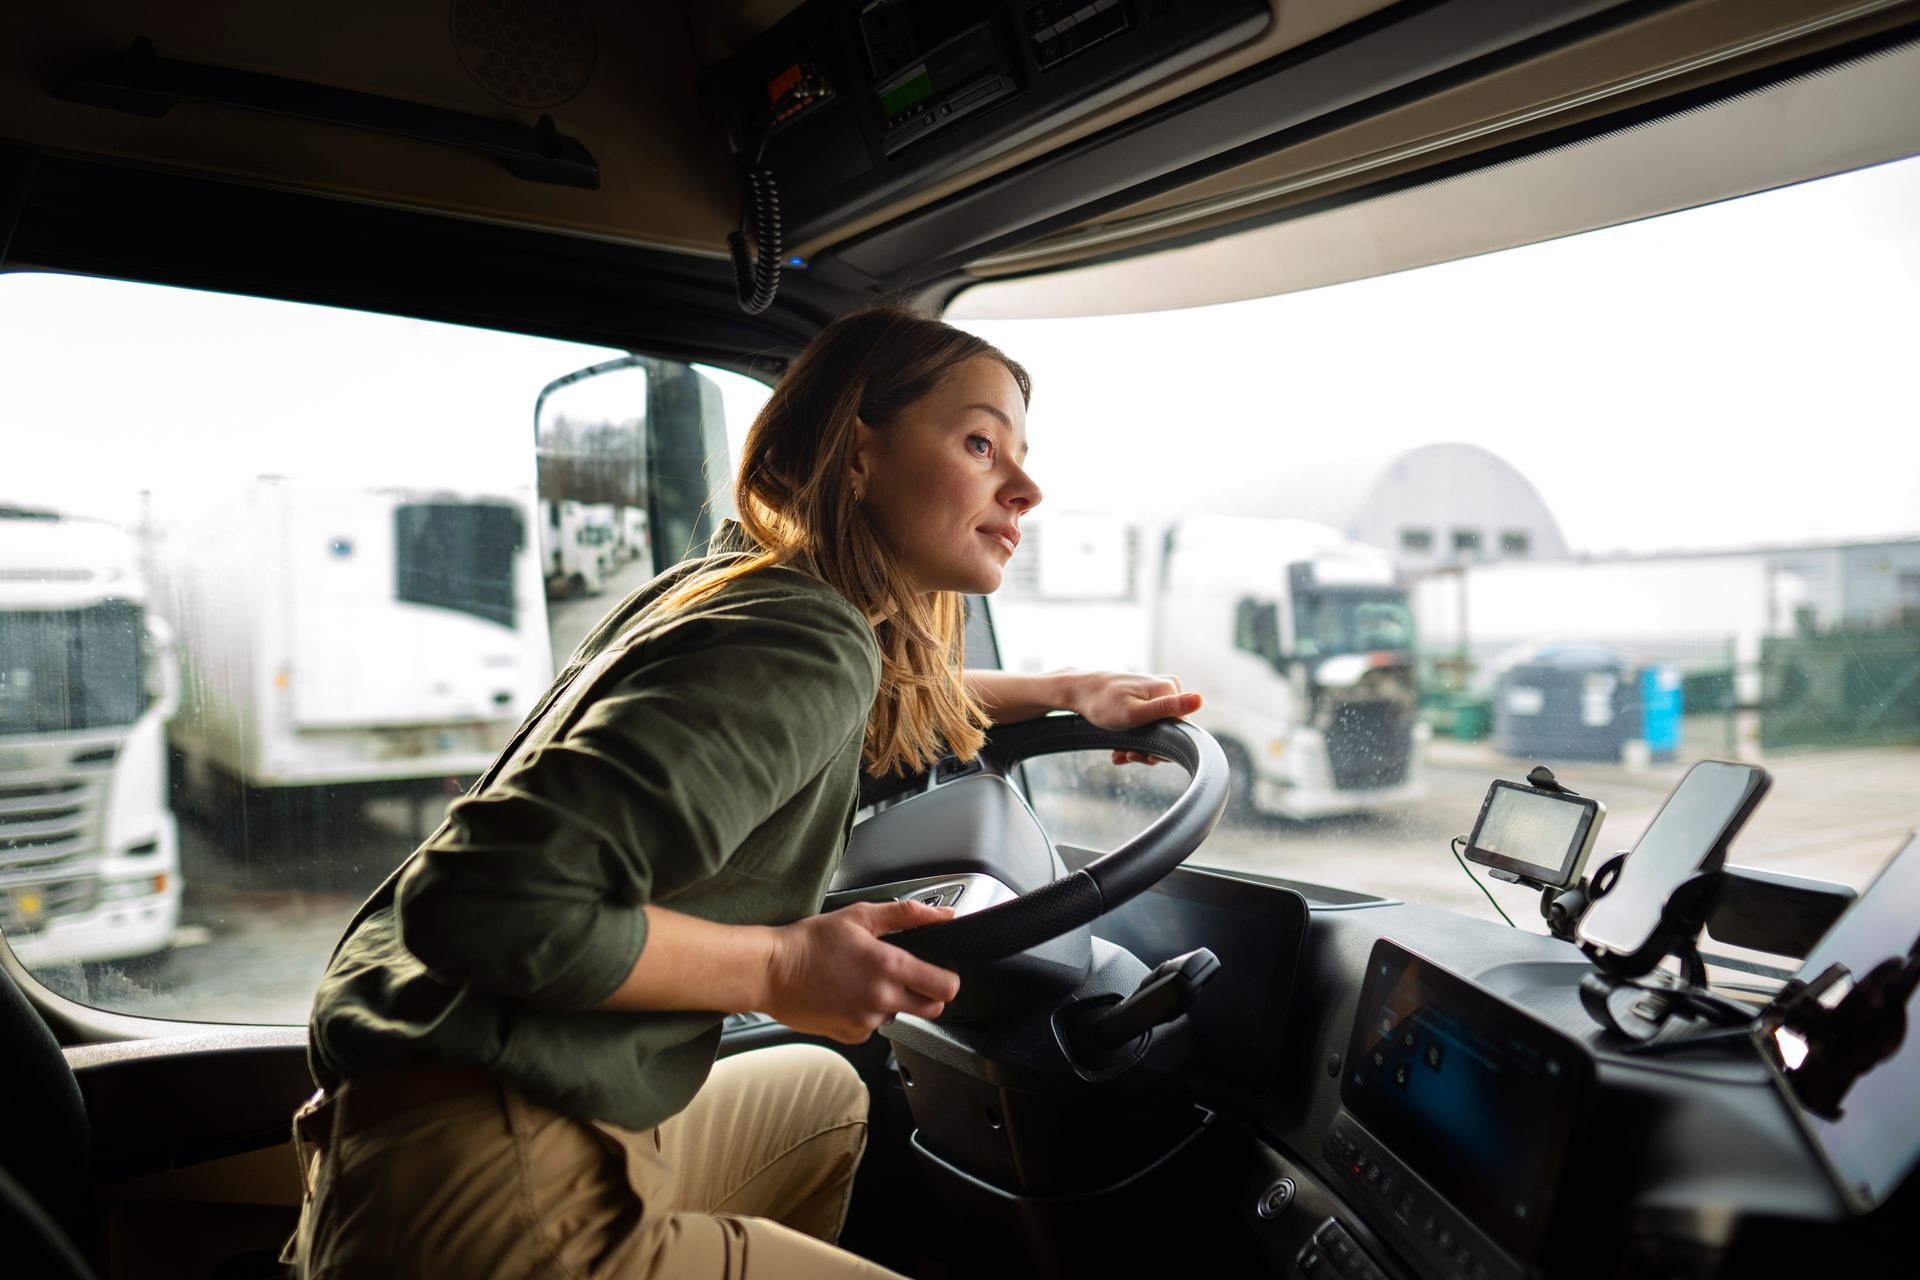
[537,499,650,599]
[1,480,568,965]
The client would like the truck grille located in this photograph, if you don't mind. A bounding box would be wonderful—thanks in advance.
[0,875,100,933]
[0,770,106,874]
[1325,703,1412,790]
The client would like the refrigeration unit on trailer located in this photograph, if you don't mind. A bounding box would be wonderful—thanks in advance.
[157,480,552,805]
[0,507,181,965]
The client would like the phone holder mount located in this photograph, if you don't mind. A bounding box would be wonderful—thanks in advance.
[1575,860,1856,1045]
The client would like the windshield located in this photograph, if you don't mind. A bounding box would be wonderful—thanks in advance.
[1295,589,1414,659]
[967,150,1920,923]
[0,602,144,734]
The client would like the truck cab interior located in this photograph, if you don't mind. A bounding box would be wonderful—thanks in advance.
[3,2,1918,1278]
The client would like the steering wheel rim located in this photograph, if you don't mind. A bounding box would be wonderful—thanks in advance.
[882,715,1229,969]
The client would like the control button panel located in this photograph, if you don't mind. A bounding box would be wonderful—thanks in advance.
[1323,1120,1519,1280]
[903,882,967,909]
[1296,1216,1388,1280]
[1025,0,1130,70]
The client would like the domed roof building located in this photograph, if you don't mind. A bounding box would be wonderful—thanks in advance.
[1349,442,1568,569]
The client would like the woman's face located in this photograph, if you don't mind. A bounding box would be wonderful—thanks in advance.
[852,355,1042,597]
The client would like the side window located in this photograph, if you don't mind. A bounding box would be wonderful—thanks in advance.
[0,272,763,1025]
[1233,598,1281,664]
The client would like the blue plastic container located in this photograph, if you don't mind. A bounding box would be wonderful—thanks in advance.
[1641,665,1682,760]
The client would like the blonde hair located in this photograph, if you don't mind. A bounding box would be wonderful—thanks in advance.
[662,307,1032,777]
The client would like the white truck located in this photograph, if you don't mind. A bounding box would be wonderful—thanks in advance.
[0,507,182,965]
[618,506,652,567]
[1152,515,1427,818]
[538,498,606,598]
[156,480,553,808]
[581,502,620,578]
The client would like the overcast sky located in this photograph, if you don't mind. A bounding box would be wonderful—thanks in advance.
[3,154,1915,556]
[956,153,1920,557]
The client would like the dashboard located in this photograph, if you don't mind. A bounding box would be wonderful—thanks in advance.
[1085,867,1906,1279]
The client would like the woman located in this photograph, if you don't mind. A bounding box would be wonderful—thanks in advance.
[286,308,1200,1279]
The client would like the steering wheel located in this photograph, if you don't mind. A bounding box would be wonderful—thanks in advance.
[866,715,1229,970]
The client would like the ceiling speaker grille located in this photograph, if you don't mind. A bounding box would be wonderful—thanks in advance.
[449,0,596,110]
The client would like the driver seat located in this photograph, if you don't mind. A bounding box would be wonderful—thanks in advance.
[0,958,100,1279]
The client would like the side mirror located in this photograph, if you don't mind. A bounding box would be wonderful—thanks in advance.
[533,356,736,577]
[142,614,180,720]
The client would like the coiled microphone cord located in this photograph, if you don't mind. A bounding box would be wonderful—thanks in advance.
[729,166,782,315]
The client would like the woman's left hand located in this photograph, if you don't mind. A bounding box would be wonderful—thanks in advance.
[1069,671,1202,766]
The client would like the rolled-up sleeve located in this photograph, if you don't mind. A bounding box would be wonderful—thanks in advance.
[393,587,877,1012]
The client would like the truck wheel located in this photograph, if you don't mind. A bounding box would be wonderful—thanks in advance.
[568,573,587,598]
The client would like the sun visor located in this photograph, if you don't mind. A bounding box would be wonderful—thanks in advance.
[948,37,1920,319]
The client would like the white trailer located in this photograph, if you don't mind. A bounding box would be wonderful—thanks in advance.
[155,480,553,800]
[1152,516,1427,818]
[0,508,182,965]
[538,498,606,598]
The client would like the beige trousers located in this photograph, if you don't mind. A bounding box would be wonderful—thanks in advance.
[288,1044,907,1279]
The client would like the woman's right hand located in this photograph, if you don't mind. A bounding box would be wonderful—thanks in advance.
[762,900,963,1043]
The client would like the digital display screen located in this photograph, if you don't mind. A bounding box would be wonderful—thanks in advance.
[1755,832,1920,1212]
[859,0,998,81]
[878,69,932,119]
[1578,760,1768,957]
[1343,941,1592,1262]
[1466,781,1601,888]
[1081,862,1308,1111]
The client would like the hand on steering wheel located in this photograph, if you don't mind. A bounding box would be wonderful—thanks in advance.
[878,715,1230,971]
[1059,671,1204,767]
[764,899,962,1043]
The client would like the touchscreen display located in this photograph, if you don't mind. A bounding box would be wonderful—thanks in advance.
[1578,760,1768,957]
[1343,941,1592,1262]
[1082,863,1308,1110]
[1755,832,1920,1212]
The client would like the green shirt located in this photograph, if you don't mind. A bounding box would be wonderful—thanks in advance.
[307,533,881,1131]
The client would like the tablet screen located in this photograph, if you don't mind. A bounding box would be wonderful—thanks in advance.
[1753,832,1920,1212]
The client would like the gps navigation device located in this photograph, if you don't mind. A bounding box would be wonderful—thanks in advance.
[1465,779,1604,889]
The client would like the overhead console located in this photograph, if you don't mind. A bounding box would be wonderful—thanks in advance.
[700,0,1273,247]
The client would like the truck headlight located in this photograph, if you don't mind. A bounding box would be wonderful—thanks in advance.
[101,874,168,901]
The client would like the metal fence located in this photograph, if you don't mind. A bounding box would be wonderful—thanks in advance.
[1760,626,1920,751]
[1418,638,1737,758]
